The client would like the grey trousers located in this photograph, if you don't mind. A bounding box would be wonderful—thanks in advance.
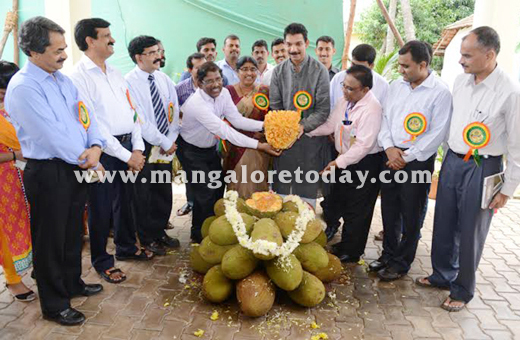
[428,149,502,303]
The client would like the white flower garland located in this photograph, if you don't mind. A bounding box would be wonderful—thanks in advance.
[223,190,316,260]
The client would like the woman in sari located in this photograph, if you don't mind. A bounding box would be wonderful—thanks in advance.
[224,56,270,199]
[0,61,34,301]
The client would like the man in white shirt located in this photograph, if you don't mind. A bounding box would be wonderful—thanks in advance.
[373,41,453,281]
[330,44,389,109]
[126,35,181,255]
[216,35,240,85]
[261,38,288,86]
[70,18,147,284]
[177,61,280,242]
[417,27,520,312]
[251,39,274,84]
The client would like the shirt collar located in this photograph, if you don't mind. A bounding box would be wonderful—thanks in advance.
[401,70,436,90]
[134,65,155,81]
[26,60,62,83]
[467,65,501,89]
[198,87,218,103]
[80,54,112,74]
[356,90,376,108]
[290,54,310,72]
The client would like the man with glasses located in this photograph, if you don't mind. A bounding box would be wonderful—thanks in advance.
[70,18,148,285]
[308,65,383,263]
[126,35,182,255]
[177,61,280,243]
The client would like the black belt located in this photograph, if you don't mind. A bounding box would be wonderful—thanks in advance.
[178,135,216,152]
[115,133,132,142]
[450,149,501,160]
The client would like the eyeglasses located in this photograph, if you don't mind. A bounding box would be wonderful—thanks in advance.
[239,67,257,73]
[141,49,162,57]
[202,77,223,86]
[341,81,363,92]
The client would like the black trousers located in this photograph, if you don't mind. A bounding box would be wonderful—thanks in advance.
[134,142,172,245]
[380,153,435,273]
[88,139,137,272]
[331,152,384,258]
[24,159,87,315]
[176,136,224,242]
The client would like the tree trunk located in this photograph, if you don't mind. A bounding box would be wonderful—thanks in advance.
[400,0,416,41]
[384,0,398,53]
[375,0,405,48]
[341,0,357,69]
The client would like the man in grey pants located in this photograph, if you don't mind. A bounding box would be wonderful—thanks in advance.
[417,26,520,312]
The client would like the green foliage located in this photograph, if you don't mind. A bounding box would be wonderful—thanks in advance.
[373,50,399,80]
[355,0,475,71]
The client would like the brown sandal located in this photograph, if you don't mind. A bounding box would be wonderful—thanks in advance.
[441,297,466,312]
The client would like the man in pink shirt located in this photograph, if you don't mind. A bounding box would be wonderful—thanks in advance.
[308,65,383,262]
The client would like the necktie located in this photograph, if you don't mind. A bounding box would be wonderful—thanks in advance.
[148,74,169,134]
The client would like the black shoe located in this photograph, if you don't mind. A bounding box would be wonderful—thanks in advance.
[80,284,103,297]
[368,259,387,272]
[325,226,339,241]
[177,203,192,216]
[335,254,360,264]
[145,241,167,256]
[377,267,404,282]
[43,308,85,326]
[158,235,180,249]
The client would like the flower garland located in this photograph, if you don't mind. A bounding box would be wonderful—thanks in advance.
[223,190,316,260]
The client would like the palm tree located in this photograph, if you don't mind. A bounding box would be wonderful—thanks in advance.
[400,0,416,41]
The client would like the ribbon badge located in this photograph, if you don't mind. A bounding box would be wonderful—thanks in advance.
[78,101,91,131]
[168,102,174,124]
[462,122,491,165]
[125,89,140,123]
[403,112,427,143]
[253,93,269,111]
[293,91,312,118]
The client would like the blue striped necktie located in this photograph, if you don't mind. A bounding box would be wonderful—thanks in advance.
[148,74,169,134]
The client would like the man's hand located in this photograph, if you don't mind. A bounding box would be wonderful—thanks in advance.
[385,147,406,170]
[128,150,145,172]
[297,124,304,139]
[319,160,337,175]
[257,142,282,157]
[489,193,509,210]
[14,150,26,162]
[78,146,103,169]
[161,142,177,155]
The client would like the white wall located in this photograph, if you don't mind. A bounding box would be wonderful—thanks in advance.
[440,27,471,90]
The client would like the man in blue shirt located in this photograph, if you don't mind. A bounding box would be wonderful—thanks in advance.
[179,37,228,86]
[5,17,106,326]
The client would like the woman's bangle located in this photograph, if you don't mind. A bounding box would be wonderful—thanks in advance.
[12,151,16,161]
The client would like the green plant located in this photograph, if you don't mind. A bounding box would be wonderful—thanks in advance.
[373,50,399,81]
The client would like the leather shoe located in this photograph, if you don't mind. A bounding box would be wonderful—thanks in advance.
[325,226,338,242]
[335,253,360,263]
[80,284,103,297]
[158,235,180,249]
[377,267,404,282]
[146,241,166,256]
[368,259,387,272]
[43,308,85,326]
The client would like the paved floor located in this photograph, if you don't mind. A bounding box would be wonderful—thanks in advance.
[1,184,520,340]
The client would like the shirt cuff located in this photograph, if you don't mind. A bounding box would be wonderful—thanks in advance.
[402,150,417,163]
[335,155,349,169]
[160,135,175,151]
[501,181,519,198]
[119,148,132,163]
[381,139,394,151]
[89,138,106,150]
